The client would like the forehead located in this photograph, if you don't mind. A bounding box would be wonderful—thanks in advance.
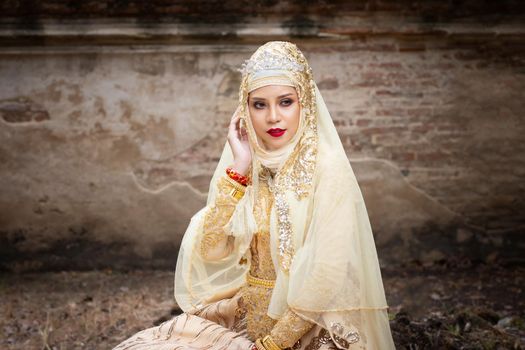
[248,85,297,99]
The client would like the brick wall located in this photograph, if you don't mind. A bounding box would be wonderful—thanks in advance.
[0,1,524,270]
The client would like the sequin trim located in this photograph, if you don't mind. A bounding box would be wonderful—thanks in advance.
[330,322,360,347]
[304,328,336,350]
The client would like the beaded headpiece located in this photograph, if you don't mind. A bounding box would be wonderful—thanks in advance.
[238,49,306,75]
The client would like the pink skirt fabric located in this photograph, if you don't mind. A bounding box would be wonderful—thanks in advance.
[112,288,340,350]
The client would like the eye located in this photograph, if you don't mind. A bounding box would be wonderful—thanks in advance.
[280,98,293,106]
[253,101,265,109]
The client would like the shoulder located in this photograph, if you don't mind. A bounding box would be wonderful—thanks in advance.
[314,150,354,186]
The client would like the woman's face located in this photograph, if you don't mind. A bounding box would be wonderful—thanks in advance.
[247,85,301,151]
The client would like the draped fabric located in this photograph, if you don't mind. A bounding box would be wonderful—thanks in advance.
[173,41,395,349]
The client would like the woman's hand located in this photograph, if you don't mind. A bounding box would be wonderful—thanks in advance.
[227,106,251,176]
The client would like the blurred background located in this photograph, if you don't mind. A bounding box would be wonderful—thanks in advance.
[0,1,524,349]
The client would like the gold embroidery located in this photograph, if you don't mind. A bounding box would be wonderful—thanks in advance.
[262,335,282,350]
[249,179,276,280]
[200,176,240,259]
[270,125,317,273]
[249,230,276,280]
[223,174,247,194]
[233,172,279,341]
[270,308,314,349]
[241,284,277,341]
[232,167,317,345]
[252,177,273,234]
[231,296,248,333]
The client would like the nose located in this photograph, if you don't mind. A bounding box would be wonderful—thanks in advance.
[267,105,281,124]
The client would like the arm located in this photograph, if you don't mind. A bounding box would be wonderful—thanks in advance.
[200,106,251,261]
[269,308,314,349]
[255,308,314,350]
[199,107,252,260]
[199,174,246,260]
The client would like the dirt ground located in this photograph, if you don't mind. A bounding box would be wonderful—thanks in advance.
[1,259,523,350]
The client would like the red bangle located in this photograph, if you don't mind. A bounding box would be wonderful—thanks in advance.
[226,167,249,186]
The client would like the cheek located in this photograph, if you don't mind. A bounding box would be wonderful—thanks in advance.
[287,106,301,133]
[249,114,266,136]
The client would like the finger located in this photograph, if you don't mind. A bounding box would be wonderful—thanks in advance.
[239,125,248,139]
[231,106,241,120]
[230,114,241,129]
[228,119,236,137]
[236,118,243,139]
[228,114,241,137]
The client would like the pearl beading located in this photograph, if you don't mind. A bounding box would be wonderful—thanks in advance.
[238,49,306,75]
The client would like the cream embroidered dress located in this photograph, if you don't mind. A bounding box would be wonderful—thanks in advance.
[112,41,396,350]
[113,170,337,350]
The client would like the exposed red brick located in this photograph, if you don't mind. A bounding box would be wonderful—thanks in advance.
[416,152,448,161]
[376,108,405,117]
[317,76,339,90]
[410,124,434,133]
[356,119,372,127]
[391,152,416,161]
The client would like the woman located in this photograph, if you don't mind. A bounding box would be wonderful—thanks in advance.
[113,41,395,350]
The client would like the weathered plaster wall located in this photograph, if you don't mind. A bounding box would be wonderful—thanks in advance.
[1,1,524,270]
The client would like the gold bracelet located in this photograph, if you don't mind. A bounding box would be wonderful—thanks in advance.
[230,187,245,200]
[224,174,246,191]
[222,175,246,200]
[224,174,247,192]
[262,335,282,350]
[254,338,266,350]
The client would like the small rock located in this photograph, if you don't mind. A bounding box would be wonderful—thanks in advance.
[430,292,441,300]
[497,316,514,328]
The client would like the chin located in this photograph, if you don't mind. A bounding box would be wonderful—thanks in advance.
[264,141,288,151]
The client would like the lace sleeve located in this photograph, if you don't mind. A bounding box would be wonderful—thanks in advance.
[269,308,314,349]
[199,175,245,260]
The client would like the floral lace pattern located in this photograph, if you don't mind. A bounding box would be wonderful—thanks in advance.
[241,284,278,341]
[270,308,315,349]
[199,176,241,259]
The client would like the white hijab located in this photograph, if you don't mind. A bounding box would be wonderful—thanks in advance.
[175,41,395,349]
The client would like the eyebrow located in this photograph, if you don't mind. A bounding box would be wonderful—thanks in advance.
[250,93,293,101]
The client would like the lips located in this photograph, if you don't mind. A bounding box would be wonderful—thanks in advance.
[267,128,286,137]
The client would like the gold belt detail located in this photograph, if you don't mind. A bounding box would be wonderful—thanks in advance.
[246,273,276,289]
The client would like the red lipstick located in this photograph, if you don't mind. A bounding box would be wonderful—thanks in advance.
[267,128,286,137]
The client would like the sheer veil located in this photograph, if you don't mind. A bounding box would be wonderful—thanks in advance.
[175,41,395,349]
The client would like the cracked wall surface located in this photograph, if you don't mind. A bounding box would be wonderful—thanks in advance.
[1,6,524,270]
